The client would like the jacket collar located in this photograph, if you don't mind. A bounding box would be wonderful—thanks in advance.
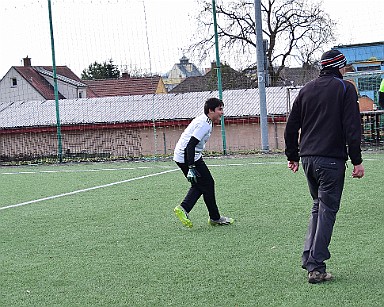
[319,69,343,79]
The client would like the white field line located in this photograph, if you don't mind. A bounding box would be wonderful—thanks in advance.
[0,162,284,176]
[0,166,161,175]
[3,158,366,211]
[0,169,178,211]
[0,158,378,176]
[0,161,283,211]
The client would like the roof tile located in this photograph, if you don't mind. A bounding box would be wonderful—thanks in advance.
[83,76,162,97]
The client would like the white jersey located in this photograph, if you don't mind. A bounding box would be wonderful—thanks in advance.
[173,114,213,163]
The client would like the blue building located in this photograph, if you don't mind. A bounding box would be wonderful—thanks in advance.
[336,41,384,65]
[334,42,384,104]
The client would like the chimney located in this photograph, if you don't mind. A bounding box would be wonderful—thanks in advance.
[23,56,31,67]
[121,72,130,79]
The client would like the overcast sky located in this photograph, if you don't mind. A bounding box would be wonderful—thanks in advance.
[0,0,383,79]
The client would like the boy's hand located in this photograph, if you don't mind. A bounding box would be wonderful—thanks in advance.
[187,165,200,183]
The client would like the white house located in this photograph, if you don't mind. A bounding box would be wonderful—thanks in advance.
[0,57,95,104]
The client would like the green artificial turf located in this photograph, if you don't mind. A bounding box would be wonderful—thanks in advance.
[1,154,383,306]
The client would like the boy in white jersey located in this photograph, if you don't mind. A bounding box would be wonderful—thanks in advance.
[173,98,234,228]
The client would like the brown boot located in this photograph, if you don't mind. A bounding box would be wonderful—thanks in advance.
[308,271,333,284]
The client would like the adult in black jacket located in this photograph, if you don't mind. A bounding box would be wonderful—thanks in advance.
[284,50,365,284]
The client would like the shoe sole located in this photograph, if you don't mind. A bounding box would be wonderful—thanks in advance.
[308,278,332,284]
[174,207,193,228]
[208,218,234,226]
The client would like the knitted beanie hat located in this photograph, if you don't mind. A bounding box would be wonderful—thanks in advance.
[320,49,347,69]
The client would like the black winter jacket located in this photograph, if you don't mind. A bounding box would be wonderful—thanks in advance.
[284,69,362,166]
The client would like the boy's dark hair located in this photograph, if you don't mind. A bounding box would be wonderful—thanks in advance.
[204,98,224,115]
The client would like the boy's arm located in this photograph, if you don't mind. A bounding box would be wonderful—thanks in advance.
[185,136,201,183]
[185,136,199,166]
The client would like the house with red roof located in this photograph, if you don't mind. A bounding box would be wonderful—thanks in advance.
[0,57,97,104]
[0,57,166,104]
[82,72,167,97]
[170,62,256,93]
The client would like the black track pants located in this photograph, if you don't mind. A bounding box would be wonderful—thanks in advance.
[176,158,221,220]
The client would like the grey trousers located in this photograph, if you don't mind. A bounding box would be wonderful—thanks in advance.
[301,156,346,273]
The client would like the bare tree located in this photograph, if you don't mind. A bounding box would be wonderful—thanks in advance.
[191,0,336,86]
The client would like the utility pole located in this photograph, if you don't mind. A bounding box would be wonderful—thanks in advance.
[254,0,269,152]
[212,0,227,154]
[48,0,63,162]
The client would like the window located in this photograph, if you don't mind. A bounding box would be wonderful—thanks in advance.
[357,65,381,72]
[11,78,17,87]
[78,91,83,98]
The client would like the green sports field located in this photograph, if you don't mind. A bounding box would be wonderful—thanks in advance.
[1,153,383,306]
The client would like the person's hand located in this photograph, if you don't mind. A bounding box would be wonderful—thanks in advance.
[288,161,299,173]
[352,164,364,178]
[187,166,200,183]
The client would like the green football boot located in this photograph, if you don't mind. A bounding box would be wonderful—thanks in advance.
[174,205,193,228]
